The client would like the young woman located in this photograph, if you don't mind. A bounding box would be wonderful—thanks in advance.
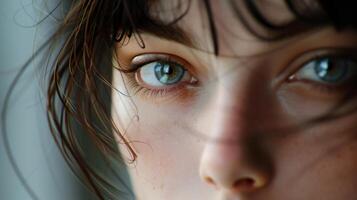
[4,0,357,199]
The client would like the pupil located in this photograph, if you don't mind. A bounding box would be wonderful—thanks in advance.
[314,58,348,83]
[154,62,185,85]
[163,65,173,74]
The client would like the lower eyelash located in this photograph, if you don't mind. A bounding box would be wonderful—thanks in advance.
[122,72,193,100]
[289,75,357,95]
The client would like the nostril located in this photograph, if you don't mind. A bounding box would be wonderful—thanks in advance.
[233,177,255,190]
[204,176,220,190]
[204,176,216,185]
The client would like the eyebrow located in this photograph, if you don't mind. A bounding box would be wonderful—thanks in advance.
[228,0,330,41]
[138,23,198,48]
[137,2,326,50]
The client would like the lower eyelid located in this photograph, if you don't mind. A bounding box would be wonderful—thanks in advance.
[137,69,187,88]
[284,77,356,100]
[121,68,197,100]
[132,82,199,103]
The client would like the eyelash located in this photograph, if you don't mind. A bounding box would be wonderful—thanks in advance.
[125,55,198,100]
[287,52,357,94]
[124,51,357,99]
[126,76,191,98]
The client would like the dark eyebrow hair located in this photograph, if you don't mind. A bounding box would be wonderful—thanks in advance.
[132,0,216,52]
[134,0,327,53]
[137,23,197,48]
[227,0,333,41]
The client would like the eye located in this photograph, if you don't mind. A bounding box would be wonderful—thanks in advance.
[293,56,357,85]
[136,60,196,88]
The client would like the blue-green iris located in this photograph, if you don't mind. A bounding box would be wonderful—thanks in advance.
[154,62,185,85]
[314,58,349,83]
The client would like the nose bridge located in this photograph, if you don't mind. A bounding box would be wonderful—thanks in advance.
[209,67,255,140]
[201,75,255,166]
[198,66,272,193]
[208,90,248,143]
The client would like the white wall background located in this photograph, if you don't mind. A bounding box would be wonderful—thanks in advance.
[0,1,94,199]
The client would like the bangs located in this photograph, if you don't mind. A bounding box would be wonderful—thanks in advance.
[229,0,357,41]
[112,0,357,55]
[229,0,328,41]
[112,0,193,48]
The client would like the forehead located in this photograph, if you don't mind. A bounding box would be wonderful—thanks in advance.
[148,0,319,56]
[151,0,295,21]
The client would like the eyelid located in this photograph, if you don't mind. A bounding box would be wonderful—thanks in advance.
[130,53,196,75]
[274,48,357,85]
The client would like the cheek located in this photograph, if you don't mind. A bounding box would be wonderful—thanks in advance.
[290,142,357,200]
[270,115,357,199]
[112,92,204,198]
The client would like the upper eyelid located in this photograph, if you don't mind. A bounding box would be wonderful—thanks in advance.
[269,47,357,89]
[294,47,357,66]
[130,53,197,75]
[278,48,357,78]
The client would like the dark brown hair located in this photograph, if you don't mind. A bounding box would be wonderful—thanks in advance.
[3,0,357,199]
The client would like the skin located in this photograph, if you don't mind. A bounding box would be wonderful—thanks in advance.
[111,1,357,199]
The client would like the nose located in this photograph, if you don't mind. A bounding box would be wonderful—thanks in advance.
[198,82,272,194]
[199,138,271,193]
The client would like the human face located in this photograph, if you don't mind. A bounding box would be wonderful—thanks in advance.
[111,0,357,199]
